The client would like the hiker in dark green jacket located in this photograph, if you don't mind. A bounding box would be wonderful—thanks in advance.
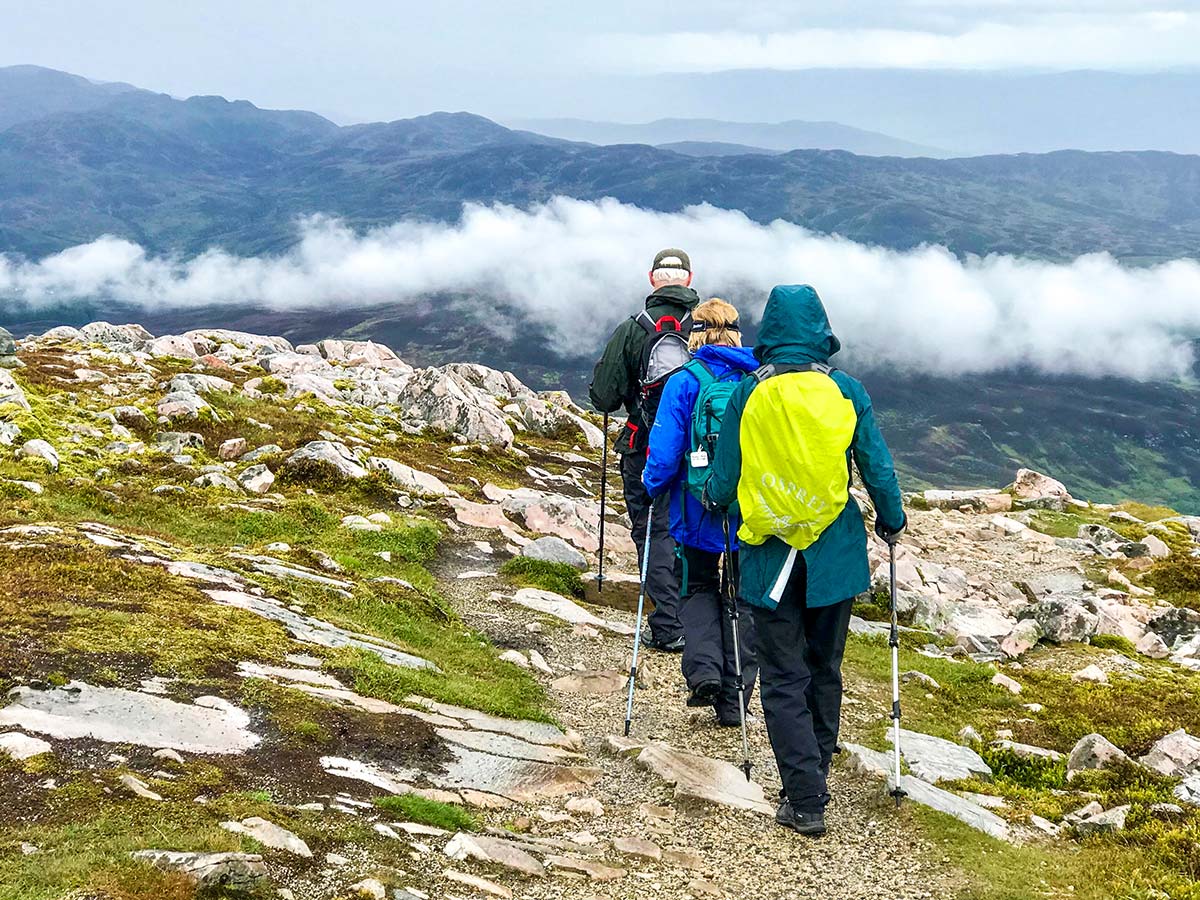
[706,284,906,838]
[589,248,700,651]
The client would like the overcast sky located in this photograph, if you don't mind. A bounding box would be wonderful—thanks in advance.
[1,1,1198,121]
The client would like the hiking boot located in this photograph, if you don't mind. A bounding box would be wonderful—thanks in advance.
[686,680,721,708]
[641,630,685,653]
[775,800,826,838]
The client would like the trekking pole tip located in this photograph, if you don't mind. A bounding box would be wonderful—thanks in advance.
[741,761,753,782]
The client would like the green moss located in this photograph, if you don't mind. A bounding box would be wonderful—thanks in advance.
[979,746,1067,790]
[1090,634,1138,655]
[256,376,286,395]
[1145,556,1200,609]
[499,557,585,599]
[373,794,476,831]
[0,543,292,682]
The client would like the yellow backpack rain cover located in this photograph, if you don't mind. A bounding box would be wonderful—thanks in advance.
[737,370,858,551]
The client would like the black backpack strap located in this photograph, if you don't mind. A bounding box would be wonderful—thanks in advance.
[634,310,657,336]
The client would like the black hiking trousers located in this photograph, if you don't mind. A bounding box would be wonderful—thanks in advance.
[750,555,854,814]
[679,545,758,723]
[620,452,682,643]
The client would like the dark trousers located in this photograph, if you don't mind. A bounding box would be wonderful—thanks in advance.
[679,545,758,723]
[750,556,854,813]
[621,452,681,642]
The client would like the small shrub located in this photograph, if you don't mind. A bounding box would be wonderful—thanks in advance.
[1144,556,1200,606]
[499,557,584,598]
[981,746,1067,791]
[374,794,475,831]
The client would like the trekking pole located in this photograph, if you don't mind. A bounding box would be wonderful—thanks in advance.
[724,516,753,782]
[888,539,906,807]
[597,413,609,594]
[623,511,655,736]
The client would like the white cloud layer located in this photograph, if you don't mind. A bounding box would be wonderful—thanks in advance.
[3,196,1200,381]
[588,11,1200,71]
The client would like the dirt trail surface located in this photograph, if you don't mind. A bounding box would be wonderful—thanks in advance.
[440,532,961,900]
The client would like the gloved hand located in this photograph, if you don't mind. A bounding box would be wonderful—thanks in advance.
[874,516,906,546]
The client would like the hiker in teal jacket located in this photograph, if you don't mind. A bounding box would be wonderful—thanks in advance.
[706,284,906,838]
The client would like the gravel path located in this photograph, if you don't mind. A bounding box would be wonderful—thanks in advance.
[438,531,964,900]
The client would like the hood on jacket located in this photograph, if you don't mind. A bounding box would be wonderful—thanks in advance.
[694,344,759,375]
[754,284,841,366]
[645,284,700,312]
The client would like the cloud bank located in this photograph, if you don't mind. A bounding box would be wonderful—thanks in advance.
[3,196,1200,381]
[589,11,1200,72]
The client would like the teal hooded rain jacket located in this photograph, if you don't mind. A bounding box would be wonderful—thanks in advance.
[706,284,906,610]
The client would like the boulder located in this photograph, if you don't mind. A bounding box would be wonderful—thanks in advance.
[38,325,86,343]
[0,327,19,368]
[219,438,248,460]
[521,536,588,571]
[1148,608,1200,646]
[16,439,59,471]
[1074,804,1130,836]
[0,369,30,412]
[1027,597,1099,643]
[146,335,199,359]
[1139,729,1200,777]
[1000,619,1043,658]
[1143,534,1172,558]
[1071,664,1109,684]
[366,457,454,497]
[1067,734,1131,777]
[634,742,772,815]
[157,391,209,420]
[1173,773,1200,807]
[991,673,1023,695]
[396,366,515,446]
[1010,468,1071,501]
[110,405,150,428]
[81,321,153,347]
[992,740,1063,762]
[1136,632,1171,659]
[154,432,205,455]
[922,489,1011,513]
[238,465,276,495]
[130,850,266,889]
[283,441,368,480]
[193,473,242,492]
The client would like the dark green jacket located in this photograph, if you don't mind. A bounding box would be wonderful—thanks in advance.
[588,285,700,452]
[707,284,906,609]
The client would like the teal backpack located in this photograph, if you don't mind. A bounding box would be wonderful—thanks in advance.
[682,358,741,503]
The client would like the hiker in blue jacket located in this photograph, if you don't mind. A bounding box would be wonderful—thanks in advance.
[643,298,760,725]
[706,284,906,838]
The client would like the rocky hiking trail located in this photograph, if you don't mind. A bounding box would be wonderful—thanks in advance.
[4,325,1200,899]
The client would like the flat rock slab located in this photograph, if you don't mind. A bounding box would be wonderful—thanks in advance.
[444,832,545,877]
[323,747,600,805]
[551,671,626,695]
[436,728,585,765]
[434,745,602,803]
[510,588,631,636]
[221,817,312,857]
[634,742,772,816]
[842,743,893,778]
[545,855,627,881]
[891,776,1011,842]
[205,590,438,672]
[131,850,267,889]
[888,728,993,784]
[407,697,582,750]
[0,731,53,760]
[0,683,259,754]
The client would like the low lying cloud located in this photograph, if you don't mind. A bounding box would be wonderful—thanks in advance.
[3,196,1200,381]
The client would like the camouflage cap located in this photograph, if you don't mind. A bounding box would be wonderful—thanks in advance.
[651,248,691,273]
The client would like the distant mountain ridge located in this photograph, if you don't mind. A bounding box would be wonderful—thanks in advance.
[2,66,1200,263]
[506,116,947,158]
